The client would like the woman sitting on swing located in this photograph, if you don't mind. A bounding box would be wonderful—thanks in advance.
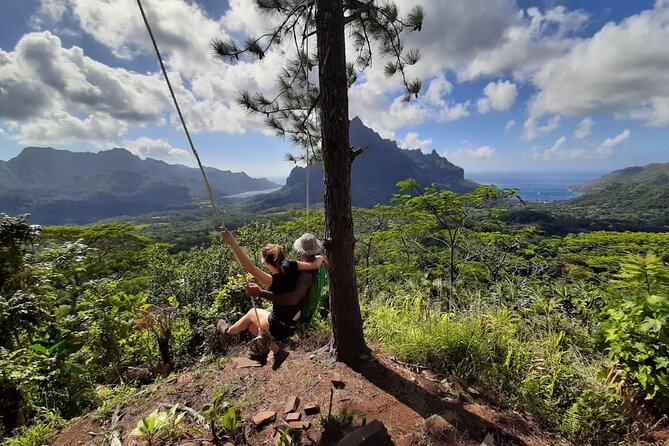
[217,229,325,369]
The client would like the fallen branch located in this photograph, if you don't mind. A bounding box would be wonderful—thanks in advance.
[157,403,206,425]
[110,407,122,446]
[390,356,428,372]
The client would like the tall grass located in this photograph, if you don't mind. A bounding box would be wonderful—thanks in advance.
[364,290,642,445]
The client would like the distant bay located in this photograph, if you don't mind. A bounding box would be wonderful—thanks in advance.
[221,186,282,199]
[465,171,607,201]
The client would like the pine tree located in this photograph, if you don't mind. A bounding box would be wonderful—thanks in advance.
[213,0,423,362]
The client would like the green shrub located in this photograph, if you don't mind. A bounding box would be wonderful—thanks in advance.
[602,255,669,403]
[603,292,669,403]
[0,410,63,446]
[131,405,184,446]
[561,389,633,446]
[94,384,137,420]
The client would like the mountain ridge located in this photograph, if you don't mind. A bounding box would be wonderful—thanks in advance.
[0,147,278,224]
[571,162,669,193]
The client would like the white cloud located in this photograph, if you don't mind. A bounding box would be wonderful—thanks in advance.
[539,136,586,160]
[334,1,586,134]
[437,101,470,122]
[30,0,69,29]
[0,32,168,123]
[348,80,468,137]
[393,0,520,77]
[459,6,588,81]
[522,116,561,141]
[19,0,594,147]
[425,74,453,107]
[505,120,516,133]
[59,0,224,64]
[468,146,496,159]
[627,98,669,127]
[529,2,669,126]
[447,142,496,161]
[16,0,660,169]
[13,112,128,146]
[400,132,432,152]
[542,136,564,158]
[596,129,630,156]
[124,137,189,159]
[477,80,517,113]
[537,129,630,161]
[574,117,594,139]
[220,0,277,39]
[69,0,296,133]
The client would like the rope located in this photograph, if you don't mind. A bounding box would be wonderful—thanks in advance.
[306,145,310,232]
[137,0,271,348]
[136,0,224,229]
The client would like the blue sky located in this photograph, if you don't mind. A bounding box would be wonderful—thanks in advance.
[1,0,668,183]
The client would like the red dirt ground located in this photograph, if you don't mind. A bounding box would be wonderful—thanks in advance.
[50,340,571,446]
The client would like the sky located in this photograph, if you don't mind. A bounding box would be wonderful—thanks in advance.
[1,0,668,183]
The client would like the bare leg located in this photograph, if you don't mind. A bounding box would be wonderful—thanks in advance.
[227,309,287,368]
[227,308,270,336]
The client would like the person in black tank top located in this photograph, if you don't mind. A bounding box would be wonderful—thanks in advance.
[217,230,325,369]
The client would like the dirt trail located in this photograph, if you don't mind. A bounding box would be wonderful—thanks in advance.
[51,345,564,446]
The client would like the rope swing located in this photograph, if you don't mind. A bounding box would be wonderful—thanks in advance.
[136,0,272,355]
[136,0,224,229]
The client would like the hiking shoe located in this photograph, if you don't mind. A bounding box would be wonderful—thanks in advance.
[246,349,268,364]
[215,319,233,352]
[272,349,289,371]
[249,331,272,356]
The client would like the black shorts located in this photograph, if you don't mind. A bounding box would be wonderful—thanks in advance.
[268,311,298,341]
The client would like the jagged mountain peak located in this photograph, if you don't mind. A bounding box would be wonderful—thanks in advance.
[255,119,475,209]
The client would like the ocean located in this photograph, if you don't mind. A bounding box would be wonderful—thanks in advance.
[465,171,607,201]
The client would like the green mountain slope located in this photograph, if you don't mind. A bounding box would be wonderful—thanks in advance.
[0,147,278,224]
[506,163,669,234]
[571,162,669,192]
[0,160,18,190]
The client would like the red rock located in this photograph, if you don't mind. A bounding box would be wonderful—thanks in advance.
[335,420,392,446]
[303,403,320,415]
[284,396,299,413]
[233,357,264,368]
[285,412,301,422]
[481,432,495,446]
[288,421,310,430]
[252,410,276,427]
[424,414,455,440]
[331,373,345,388]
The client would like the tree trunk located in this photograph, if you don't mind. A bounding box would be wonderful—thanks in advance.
[316,0,369,362]
[156,337,173,375]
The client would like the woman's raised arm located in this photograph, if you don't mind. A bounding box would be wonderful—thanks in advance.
[221,228,272,287]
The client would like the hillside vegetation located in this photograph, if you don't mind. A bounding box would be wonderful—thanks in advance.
[507,162,669,234]
[571,163,669,192]
[2,181,669,445]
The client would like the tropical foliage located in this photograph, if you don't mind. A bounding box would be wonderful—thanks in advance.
[1,179,668,444]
